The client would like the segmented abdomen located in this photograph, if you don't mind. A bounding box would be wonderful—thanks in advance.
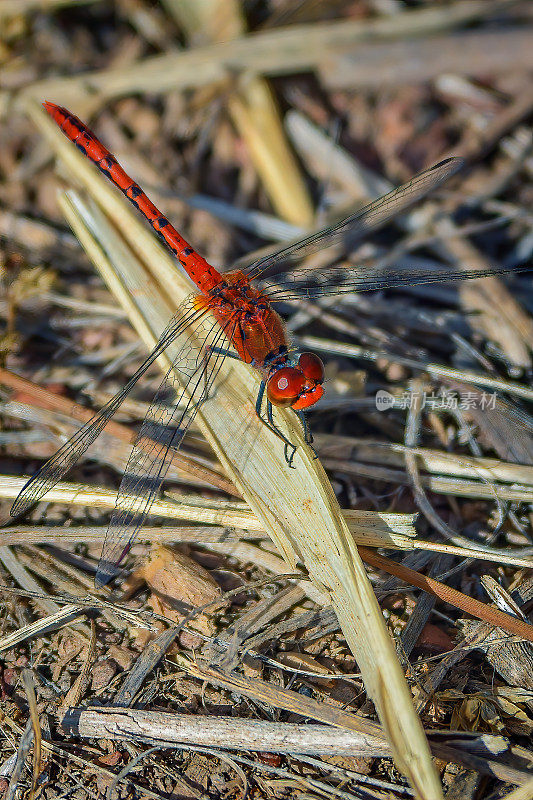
[43,102,222,294]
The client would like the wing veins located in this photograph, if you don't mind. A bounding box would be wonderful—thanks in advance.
[95,317,236,585]
[10,300,209,517]
[264,264,526,301]
[245,158,463,280]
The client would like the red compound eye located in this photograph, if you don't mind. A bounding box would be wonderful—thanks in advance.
[298,352,324,384]
[266,367,306,407]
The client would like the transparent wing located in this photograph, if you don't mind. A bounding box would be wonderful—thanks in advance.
[244,157,464,281]
[10,296,209,518]
[261,262,525,302]
[95,317,235,587]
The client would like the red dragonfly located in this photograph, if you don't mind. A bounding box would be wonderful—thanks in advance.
[10,102,517,586]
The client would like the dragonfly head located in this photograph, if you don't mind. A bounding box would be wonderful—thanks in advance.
[266,352,324,410]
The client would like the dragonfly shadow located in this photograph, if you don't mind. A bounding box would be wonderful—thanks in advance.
[139,420,188,451]
[149,590,200,620]
[201,373,264,474]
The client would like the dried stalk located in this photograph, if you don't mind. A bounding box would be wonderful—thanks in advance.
[0,605,88,653]
[322,28,533,90]
[317,458,533,502]
[300,335,533,401]
[21,670,41,800]
[358,548,533,644]
[317,435,533,486]
[62,706,391,757]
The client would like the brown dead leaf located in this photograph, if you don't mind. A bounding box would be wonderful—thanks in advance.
[143,546,224,637]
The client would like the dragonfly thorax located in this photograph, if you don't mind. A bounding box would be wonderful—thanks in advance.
[201,272,286,368]
[204,272,325,409]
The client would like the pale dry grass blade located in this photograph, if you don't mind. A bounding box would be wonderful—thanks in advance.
[0,477,531,568]
[21,669,42,800]
[301,334,533,401]
[498,777,533,800]
[0,605,87,653]
[317,436,533,485]
[27,100,445,798]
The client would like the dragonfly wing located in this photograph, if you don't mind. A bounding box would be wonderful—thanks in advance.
[95,318,233,587]
[261,262,525,302]
[244,157,464,280]
[10,296,208,518]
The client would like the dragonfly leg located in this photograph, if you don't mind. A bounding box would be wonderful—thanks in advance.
[266,401,297,467]
[297,410,319,459]
[297,410,313,445]
[255,383,297,467]
[208,345,240,360]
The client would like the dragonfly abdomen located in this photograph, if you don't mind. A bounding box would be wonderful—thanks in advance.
[43,102,222,294]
